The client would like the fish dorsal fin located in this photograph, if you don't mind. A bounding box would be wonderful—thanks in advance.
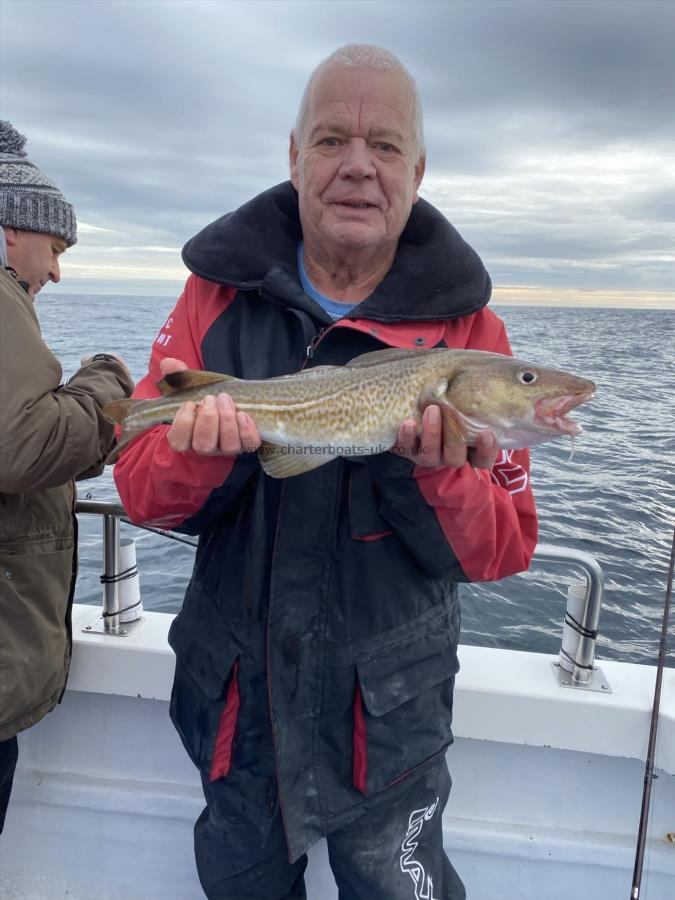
[258,442,333,479]
[268,365,340,381]
[347,348,431,367]
[156,369,238,395]
[301,365,341,375]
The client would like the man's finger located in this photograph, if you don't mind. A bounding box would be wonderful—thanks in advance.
[160,357,189,376]
[236,411,261,453]
[192,395,220,454]
[392,420,418,457]
[441,443,468,467]
[468,431,499,469]
[418,406,442,466]
[167,401,197,452]
[216,393,243,455]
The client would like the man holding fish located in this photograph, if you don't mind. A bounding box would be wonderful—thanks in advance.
[114,44,592,900]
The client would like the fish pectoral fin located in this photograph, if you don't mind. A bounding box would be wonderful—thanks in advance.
[418,380,449,409]
[347,348,429,367]
[418,386,469,446]
[156,369,238,395]
[258,442,333,479]
[439,403,470,447]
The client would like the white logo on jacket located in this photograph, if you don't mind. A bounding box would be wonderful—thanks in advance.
[399,796,440,900]
[155,315,175,348]
[491,449,529,496]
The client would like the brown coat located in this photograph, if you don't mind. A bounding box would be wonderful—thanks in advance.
[0,269,134,741]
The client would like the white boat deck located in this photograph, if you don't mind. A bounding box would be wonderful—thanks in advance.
[1,605,674,899]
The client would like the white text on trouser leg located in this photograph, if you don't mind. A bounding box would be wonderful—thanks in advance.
[400,797,440,900]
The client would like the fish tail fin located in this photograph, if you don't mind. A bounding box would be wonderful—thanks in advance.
[103,397,144,425]
[102,398,149,465]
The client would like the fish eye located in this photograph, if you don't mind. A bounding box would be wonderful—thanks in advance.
[517,369,538,385]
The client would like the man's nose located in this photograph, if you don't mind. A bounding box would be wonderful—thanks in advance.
[50,260,61,284]
[338,138,376,178]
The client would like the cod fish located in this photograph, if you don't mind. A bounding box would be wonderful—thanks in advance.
[103,347,596,478]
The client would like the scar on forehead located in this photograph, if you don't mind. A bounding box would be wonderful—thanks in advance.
[360,95,411,144]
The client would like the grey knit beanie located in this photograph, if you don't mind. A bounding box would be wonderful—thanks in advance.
[0,120,77,246]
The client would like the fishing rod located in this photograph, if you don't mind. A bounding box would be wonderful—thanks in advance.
[630,524,675,900]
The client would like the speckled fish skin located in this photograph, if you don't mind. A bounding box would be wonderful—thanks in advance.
[103,348,596,474]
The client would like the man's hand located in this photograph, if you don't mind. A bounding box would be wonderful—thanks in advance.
[392,404,499,469]
[81,351,132,378]
[160,357,261,456]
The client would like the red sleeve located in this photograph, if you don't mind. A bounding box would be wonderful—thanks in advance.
[370,308,538,583]
[415,310,537,580]
[113,276,239,528]
[412,448,537,581]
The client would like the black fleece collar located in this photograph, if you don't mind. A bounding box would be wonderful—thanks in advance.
[182,181,491,322]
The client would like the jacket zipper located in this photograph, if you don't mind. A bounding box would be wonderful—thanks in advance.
[266,484,292,848]
[305,326,329,361]
[59,489,78,703]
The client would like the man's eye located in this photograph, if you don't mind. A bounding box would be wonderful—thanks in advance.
[320,137,340,147]
[376,143,396,153]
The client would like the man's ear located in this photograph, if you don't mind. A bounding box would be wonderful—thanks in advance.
[289,131,300,190]
[2,226,19,247]
[412,154,426,203]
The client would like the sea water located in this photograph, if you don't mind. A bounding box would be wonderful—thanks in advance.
[37,294,674,666]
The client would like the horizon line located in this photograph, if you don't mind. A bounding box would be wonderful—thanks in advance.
[41,282,675,310]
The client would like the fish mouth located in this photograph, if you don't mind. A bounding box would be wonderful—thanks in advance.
[534,391,595,435]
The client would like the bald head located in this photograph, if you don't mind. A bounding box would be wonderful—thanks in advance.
[293,43,425,163]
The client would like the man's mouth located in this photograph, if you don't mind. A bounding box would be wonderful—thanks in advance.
[332,200,378,210]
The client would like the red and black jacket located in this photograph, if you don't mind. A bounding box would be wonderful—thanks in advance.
[114,182,538,863]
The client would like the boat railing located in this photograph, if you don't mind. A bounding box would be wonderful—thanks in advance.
[75,499,609,691]
[76,498,197,637]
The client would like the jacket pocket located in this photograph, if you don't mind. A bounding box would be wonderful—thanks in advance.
[353,621,459,795]
[168,609,240,780]
[348,464,393,541]
[0,545,72,739]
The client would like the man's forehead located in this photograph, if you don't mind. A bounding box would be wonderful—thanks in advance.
[310,65,412,106]
[306,66,415,132]
[17,229,67,250]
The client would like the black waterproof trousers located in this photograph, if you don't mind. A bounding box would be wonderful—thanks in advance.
[0,735,18,834]
[194,754,465,900]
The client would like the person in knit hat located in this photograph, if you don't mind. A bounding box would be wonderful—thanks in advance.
[0,120,77,296]
[0,121,135,836]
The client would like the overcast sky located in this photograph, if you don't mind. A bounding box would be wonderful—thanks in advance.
[2,0,674,306]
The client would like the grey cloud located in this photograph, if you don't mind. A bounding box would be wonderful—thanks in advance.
[2,0,674,294]
[623,189,675,224]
